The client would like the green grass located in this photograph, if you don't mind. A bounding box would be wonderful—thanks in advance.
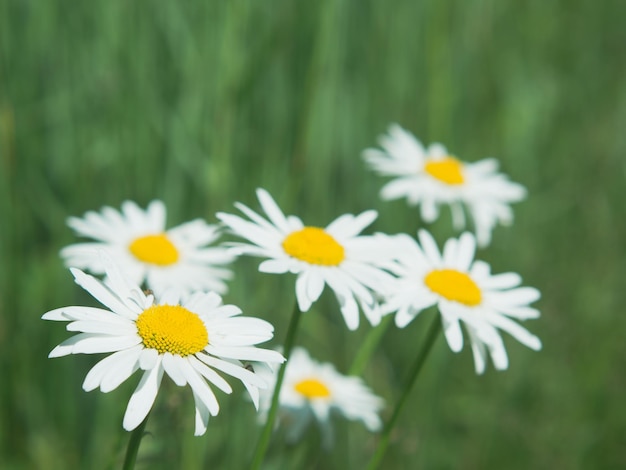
[1,0,625,468]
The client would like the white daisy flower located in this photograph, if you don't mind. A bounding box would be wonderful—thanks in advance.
[42,261,285,436]
[61,200,235,297]
[381,230,541,374]
[216,189,397,331]
[257,347,383,447]
[363,124,526,247]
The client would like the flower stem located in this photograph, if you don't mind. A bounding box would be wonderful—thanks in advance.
[349,315,393,376]
[366,314,442,470]
[122,413,150,470]
[250,301,302,470]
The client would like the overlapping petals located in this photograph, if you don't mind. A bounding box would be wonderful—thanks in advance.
[381,230,541,373]
[43,261,284,435]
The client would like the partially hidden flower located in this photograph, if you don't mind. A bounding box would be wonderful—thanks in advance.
[257,347,383,447]
[381,230,541,374]
[216,188,397,330]
[43,260,285,435]
[61,200,235,297]
[363,124,526,247]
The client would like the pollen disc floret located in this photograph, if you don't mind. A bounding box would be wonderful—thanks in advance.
[257,347,384,446]
[216,188,398,330]
[136,305,208,356]
[424,269,481,306]
[42,262,285,436]
[60,200,235,297]
[380,230,542,374]
[424,157,465,185]
[294,378,331,399]
[129,234,179,266]
[282,227,345,266]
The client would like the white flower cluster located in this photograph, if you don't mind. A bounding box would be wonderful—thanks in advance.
[44,123,540,445]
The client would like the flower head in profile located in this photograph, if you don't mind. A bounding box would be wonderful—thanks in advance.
[363,124,526,247]
[61,200,235,297]
[257,347,383,447]
[216,189,396,330]
[43,260,285,435]
[381,230,541,374]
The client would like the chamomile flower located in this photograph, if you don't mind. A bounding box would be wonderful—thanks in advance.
[61,200,234,297]
[257,347,383,447]
[382,230,541,374]
[363,124,526,247]
[43,261,285,436]
[216,189,396,330]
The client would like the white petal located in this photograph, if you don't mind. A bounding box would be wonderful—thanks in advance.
[70,268,135,318]
[259,259,291,274]
[455,233,476,272]
[484,313,542,351]
[206,345,285,363]
[123,359,164,431]
[326,210,377,239]
[188,355,232,394]
[491,287,541,307]
[66,320,135,335]
[162,353,187,386]
[395,306,417,328]
[441,315,463,352]
[295,272,313,312]
[306,269,326,302]
[467,328,487,375]
[481,272,522,290]
[43,306,116,322]
[196,354,270,388]
[139,348,159,370]
[158,289,181,306]
[100,350,142,393]
[339,294,360,331]
[487,336,509,370]
[179,358,220,416]
[82,345,143,391]
[418,230,442,266]
[256,188,291,233]
[192,391,211,436]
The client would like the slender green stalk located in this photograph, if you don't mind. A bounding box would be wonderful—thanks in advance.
[122,413,150,470]
[349,315,393,376]
[250,301,302,470]
[367,315,442,470]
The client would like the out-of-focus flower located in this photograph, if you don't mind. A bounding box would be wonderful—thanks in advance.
[61,200,234,297]
[363,124,526,246]
[257,347,383,447]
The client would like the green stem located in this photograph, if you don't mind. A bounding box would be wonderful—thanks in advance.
[122,412,150,470]
[366,314,442,470]
[250,301,302,470]
[349,315,393,376]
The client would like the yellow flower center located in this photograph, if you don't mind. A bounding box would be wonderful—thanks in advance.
[294,378,331,399]
[424,269,482,306]
[128,234,179,266]
[282,227,345,266]
[136,305,208,356]
[424,157,465,185]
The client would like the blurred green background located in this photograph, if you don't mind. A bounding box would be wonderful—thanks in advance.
[1,0,625,468]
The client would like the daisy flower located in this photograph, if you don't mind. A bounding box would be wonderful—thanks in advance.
[257,347,383,447]
[42,260,285,436]
[61,200,235,297]
[216,189,396,330]
[363,124,526,247]
[381,229,541,374]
